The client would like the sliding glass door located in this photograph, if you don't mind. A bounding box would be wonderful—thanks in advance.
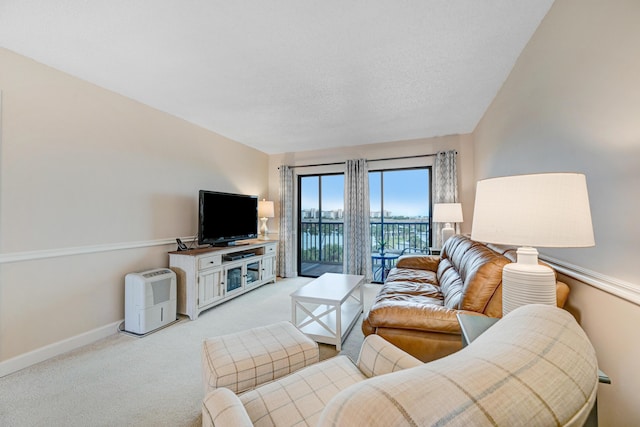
[298,174,344,277]
[370,168,431,282]
[297,167,431,281]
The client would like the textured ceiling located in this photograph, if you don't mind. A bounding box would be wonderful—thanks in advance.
[0,1,555,154]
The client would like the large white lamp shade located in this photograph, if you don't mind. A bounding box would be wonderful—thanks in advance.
[433,203,464,246]
[471,173,594,315]
[258,199,274,239]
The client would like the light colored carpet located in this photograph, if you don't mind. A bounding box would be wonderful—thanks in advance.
[0,277,379,427]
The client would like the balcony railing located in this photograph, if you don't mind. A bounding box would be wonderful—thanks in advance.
[300,220,431,281]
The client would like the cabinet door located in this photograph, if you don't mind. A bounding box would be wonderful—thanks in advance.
[245,259,262,287]
[198,268,223,308]
[224,263,244,295]
[262,255,276,281]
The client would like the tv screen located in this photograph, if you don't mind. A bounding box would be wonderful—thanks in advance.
[198,190,258,246]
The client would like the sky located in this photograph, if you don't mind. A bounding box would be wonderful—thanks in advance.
[300,169,430,218]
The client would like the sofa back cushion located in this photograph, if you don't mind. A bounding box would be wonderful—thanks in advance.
[438,235,510,315]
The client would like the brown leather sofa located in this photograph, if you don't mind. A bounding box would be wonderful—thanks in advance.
[362,234,570,362]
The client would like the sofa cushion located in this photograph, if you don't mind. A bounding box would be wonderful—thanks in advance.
[374,280,441,298]
[364,298,461,333]
[239,355,366,427]
[394,254,441,271]
[384,265,437,285]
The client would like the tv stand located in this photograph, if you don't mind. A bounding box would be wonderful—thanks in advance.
[169,239,277,320]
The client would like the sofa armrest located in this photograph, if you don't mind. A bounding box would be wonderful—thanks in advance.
[356,334,422,378]
[557,281,570,308]
[202,388,253,427]
[395,254,440,271]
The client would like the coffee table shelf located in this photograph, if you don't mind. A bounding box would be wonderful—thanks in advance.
[291,273,364,351]
[296,302,363,348]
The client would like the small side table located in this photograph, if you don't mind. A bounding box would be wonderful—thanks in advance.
[456,313,610,427]
[371,252,399,282]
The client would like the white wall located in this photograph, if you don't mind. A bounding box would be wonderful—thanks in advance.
[473,0,640,424]
[0,49,269,371]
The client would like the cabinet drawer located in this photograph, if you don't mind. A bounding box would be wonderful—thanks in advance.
[199,254,222,270]
[264,244,276,254]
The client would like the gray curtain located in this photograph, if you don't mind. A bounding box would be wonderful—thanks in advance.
[343,159,372,281]
[433,150,459,248]
[278,165,296,278]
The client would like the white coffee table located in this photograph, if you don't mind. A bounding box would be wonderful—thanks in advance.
[290,273,365,351]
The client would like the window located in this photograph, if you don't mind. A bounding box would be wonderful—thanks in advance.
[297,167,431,280]
[369,168,431,251]
[298,174,344,277]
[370,168,431,281]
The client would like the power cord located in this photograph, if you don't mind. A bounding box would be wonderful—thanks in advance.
[117,317,182,338]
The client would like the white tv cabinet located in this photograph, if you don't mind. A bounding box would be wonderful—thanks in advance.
[169,239,277,320]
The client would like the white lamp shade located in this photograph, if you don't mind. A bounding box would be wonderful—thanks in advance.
[433,203,463,223]
[471,173,594,248]
[258,200,274,218]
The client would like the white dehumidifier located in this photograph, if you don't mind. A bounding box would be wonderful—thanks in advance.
[125,268,177,335]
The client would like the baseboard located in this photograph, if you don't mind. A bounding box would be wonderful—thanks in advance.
[0,320,121,378]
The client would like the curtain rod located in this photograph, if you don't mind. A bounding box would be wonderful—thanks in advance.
[280,152,456,169]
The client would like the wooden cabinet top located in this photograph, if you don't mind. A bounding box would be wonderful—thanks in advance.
[169,239,277,257]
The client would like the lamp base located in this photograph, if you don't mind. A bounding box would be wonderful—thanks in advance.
[502,247,556,316]
[441,224,455,246]
[259,217,269,240]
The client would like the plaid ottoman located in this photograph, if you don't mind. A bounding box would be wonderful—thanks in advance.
[202,321,319,395]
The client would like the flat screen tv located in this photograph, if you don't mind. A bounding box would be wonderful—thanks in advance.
[198,190,258,246]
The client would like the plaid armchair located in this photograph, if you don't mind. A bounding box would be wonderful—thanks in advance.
[203,304,598,427]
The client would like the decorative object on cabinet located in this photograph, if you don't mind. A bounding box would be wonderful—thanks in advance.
[258,199,275,239]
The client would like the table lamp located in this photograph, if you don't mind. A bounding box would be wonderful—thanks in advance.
[258,199,274,240]
[471,173,594,315]
[433,203,464,246]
